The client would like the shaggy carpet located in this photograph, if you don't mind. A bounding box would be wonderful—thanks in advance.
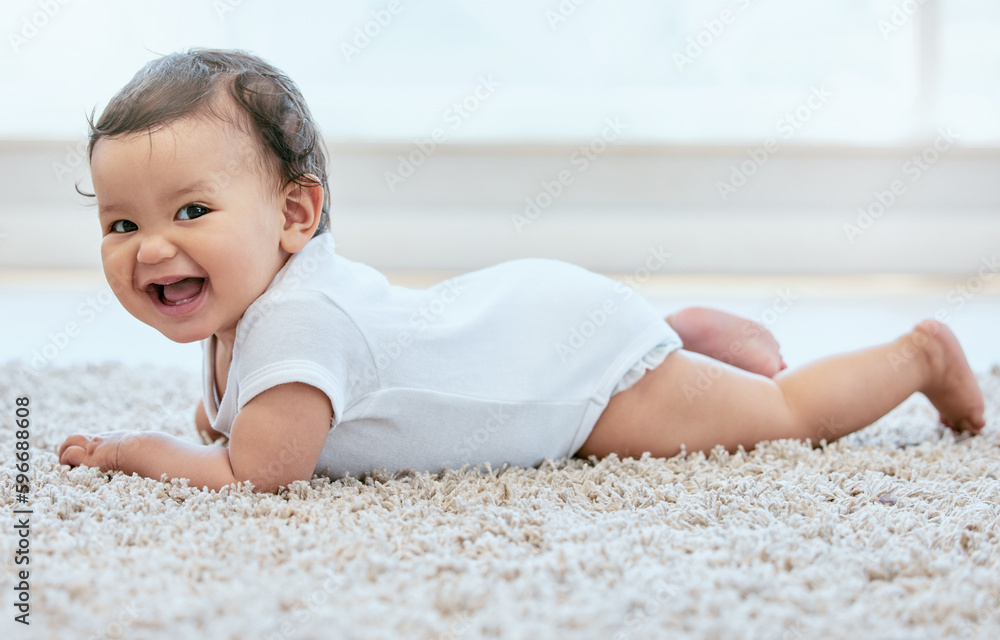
[1,361,999,640]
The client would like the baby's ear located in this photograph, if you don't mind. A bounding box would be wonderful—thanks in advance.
[279,175,324,253]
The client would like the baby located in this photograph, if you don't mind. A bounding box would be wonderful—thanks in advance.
[59,48,987,493]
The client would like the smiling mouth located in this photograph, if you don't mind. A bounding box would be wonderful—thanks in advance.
[148,277,206,307]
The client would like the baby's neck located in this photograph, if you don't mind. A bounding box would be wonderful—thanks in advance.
[212,334,234,402]
[214,330,236,359]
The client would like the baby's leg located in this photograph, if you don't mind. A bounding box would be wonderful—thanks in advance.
[666,307,786,377]
[578,320,985,459]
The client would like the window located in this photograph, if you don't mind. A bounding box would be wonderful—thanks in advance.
[2,0,997,145]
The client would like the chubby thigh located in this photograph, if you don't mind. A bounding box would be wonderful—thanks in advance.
[577,348,795,459]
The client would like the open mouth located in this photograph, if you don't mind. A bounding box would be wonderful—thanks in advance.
[155,277,205,305]
[146,277,207,315]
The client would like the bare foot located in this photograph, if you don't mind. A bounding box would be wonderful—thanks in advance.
[907,320,986,435]
[666,307,787,377]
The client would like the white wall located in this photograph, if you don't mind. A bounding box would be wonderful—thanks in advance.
[2,140,997,275]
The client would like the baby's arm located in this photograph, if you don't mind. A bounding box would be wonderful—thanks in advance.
[58,383,333,493]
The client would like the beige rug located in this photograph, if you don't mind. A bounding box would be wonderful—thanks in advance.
[2,361,999,640]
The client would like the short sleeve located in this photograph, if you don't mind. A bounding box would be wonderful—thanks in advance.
[233,291,374,426]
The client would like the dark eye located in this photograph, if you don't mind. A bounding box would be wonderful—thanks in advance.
[110,220,138,233]
[177,204,210,221]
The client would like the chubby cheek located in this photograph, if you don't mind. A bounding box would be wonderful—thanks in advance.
[216,256,268,309]
[212,236,279,298]
[101,244,136,305]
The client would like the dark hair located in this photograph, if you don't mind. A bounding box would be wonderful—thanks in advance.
[80,48,330,234]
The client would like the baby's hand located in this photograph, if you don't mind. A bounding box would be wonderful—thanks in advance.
[58,431,135,472]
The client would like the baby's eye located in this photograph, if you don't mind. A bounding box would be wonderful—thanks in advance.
[110,220,138,234]
[176,204,211,221]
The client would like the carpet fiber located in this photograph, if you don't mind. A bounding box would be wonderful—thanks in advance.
[2,362,1000,640]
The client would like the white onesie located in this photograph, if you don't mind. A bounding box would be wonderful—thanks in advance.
[201,232,682,479]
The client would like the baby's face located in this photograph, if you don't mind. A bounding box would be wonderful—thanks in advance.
[91,113,290,345]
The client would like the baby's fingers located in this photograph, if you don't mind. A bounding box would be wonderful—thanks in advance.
[58,433,122,471]
[58,433,86,459]
[58,434,95,467]
[59,443,88,467]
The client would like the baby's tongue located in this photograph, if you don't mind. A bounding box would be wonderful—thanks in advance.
[162,278,203,303]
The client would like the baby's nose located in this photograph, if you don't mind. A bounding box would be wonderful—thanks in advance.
[136,233,179,264]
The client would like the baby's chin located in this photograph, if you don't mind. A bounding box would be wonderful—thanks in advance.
[128,311,214,344]
[159,330,212,344]
[157,321,219,344]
